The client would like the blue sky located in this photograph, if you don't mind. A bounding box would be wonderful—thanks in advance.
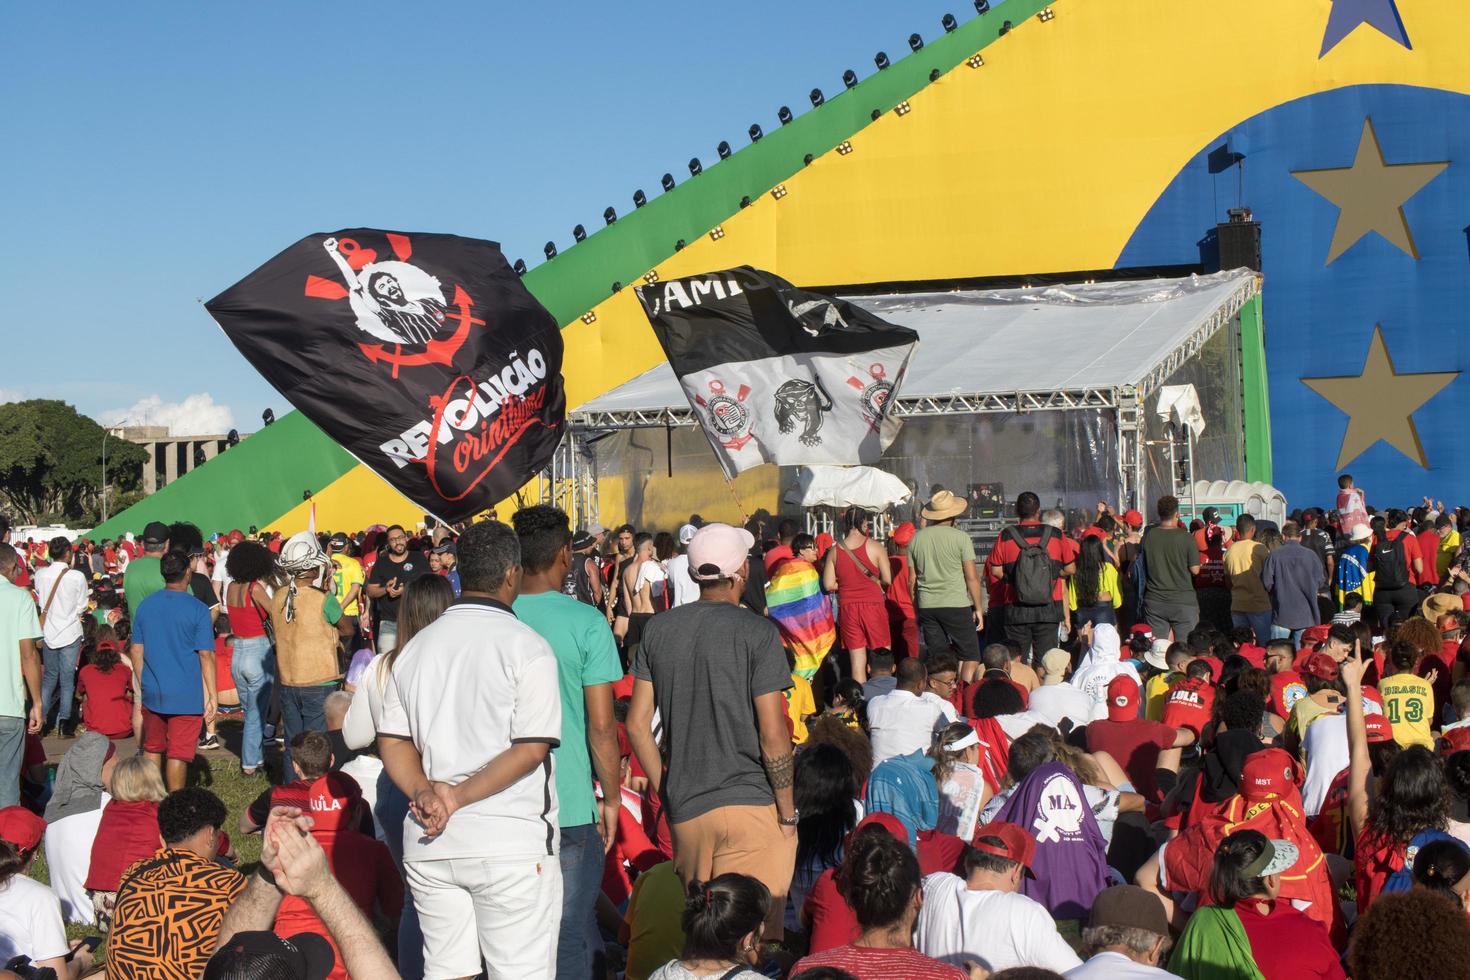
[2,1,998,434]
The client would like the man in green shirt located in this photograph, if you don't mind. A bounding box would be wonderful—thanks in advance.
[909,490,986,681]
[510,505,623,980]
[1141,496,1202,642]
[0,544,43,807]
[123,520,171,617]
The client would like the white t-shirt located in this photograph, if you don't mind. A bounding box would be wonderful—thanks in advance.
[211,548,232,590]
[1027,682,1095,732]
[378,597,562,861]
[1071,661,1142,721]
[635,561,667,602]
[0,873,70,963]
[922,691,959,725]
[1301,714,1349,816]
[867,690,946,765]
[33,564,89,649]
[664,555,699,608]
[915,873,1083,974]
[1066,951,1174,980]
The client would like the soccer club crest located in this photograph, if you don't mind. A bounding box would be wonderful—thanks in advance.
[693,379,755,450]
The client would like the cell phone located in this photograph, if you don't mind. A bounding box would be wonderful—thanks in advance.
[67,937,101,960]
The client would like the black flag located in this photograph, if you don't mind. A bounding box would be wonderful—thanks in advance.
[206,230,565,522]
[635,266,918,477]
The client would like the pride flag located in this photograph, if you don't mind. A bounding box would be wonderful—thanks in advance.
[765,558,835,680]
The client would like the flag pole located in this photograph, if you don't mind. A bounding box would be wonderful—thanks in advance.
[719,471,749,527]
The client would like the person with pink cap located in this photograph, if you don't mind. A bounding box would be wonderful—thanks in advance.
[626,522,798,936]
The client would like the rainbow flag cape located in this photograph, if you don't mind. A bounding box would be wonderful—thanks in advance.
[765,558,835,679]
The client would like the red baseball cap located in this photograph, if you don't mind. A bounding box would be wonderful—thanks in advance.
[0,806,46,853]
[972,820,1037,875]
[306,772,362,832]
[1130,623,1154,643]
[1300,625,1332,648]
[1122,510,1144,530]
[1240,748,1299,802]
[1364,714,1394,744]
[891,522,917,547]
[1300,651,1340,681]
[1106,675,1140,721]
[846,812,907,849]
[1440,727,1470,757]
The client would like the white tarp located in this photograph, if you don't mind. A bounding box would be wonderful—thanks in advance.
[785,465,913,510]
[576,270,1257,414]
[1156,384,1206,437]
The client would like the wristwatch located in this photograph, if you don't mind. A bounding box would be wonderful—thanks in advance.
[779,809,800,827]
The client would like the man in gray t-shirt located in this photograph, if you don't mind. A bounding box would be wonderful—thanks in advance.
[627,523,797,933]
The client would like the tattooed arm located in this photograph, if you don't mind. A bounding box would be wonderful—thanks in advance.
[754,691,797,834]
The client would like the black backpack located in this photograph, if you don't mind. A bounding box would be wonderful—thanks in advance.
[1004,525,1060,606]
[1371,533,1409,591]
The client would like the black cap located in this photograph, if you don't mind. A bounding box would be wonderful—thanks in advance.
[432,541,456,557]
[1202,507,1220,524]
[142,521,171,545]
[329,532,348,549]
[571,530,596,552]
[203,930,335,980]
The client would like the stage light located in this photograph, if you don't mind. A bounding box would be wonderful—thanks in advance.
[661,173,675,192]
[643,271,659,284]
[837,141,853,155]
[771,184,788,200]
[513,259,527,276]
[739,195,751,208]
[942,13,958,32]
[966,53,985,68]
[544,241,557,260]
[1038,7,1055,21]
[611,281,622,292]
[572,224,587,243]
[674,239,686,251]
[909,33,923,52]
[193,446,206,468]
[581,311,597,325]
[803,153,814,166]
[999,19,1012,34]
[930,68,942,81]
[895,100,912,116]
[748,124,763,142]
[261,408,275,427]
[974,0,990,12]
[227,429,240,447]
[874,51,890,70]
[603,207,617,225]
[871,109,882,121]
[709,226,725,241]
[843,69,858,89]
[717,141,732,160]
[302,490,312,502]
[778,106,793,125]
[688,157,702,176]
[810,88,824,108]
[633,189,647,208]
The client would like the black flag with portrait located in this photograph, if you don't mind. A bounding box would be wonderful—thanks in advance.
[635,266,918,477]
[206,230,565,522]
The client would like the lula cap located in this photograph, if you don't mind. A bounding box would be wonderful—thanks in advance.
[687,523,755,581]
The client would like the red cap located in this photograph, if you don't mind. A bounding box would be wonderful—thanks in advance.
[1300,625,1332,648]
[1441,727,1470,757]
[228,529,245,545]
[1106,675,1140,721]
[0,806,46,853]
[1121,510,1144,530]
[1240,748,1299,802]
[1130,623,1154,642]
[846,812,907,849]
[1364,714,1394,744]
[1300,651,1340,681]
[891,522,917,547]
[972,820,1037,875]
[306,772,362,832]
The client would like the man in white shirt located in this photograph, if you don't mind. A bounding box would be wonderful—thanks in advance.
[915,820,1082,974]
[867,658,946,765]
[664,524,700,608]
[1028,647,1093,732]
[378,520,564,980]
[33,539,89,738]
[1065,884,1174,979]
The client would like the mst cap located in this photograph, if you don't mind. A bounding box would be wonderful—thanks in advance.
[142,521,171,545]
[203,930,336,980]
[687,523,754,581]
[1088,884,1170,936]
[1241,748,1298,802]
[971,820,1036,875]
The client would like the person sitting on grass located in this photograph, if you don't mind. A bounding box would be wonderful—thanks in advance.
[0,806,95,980]
[85,754,169,932]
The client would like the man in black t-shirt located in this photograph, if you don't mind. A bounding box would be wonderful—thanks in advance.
[365,524,430,654]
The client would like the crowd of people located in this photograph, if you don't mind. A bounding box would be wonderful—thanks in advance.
[2,474,1470,979]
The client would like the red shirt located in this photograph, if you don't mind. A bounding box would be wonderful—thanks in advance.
[792,945,968,980]
[984,521,1073,605]
[214,637,235,694]
[1235,899,1345,980]
[1163,678,1216,737]
[803,869,859,954]
[887,556,915,619]
[1237,643,1267,669]
[1414,530,1442,586]
[1270,671,1309,719]
[915,830,966,876]
[274,829,403,980]
[86,800,161,892]
[248,779,313,828]
[77,663,134,739]
[763,544,794,576]
[1086,718,1177,800]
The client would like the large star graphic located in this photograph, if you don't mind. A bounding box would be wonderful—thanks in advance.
[1302,326,1458,469]
[1291,118,1448,264]
[1319,0,1411,58]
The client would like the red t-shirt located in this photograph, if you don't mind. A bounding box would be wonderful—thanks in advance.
[248,779,313,828]
[763,544,794,576]
[793,944,968,980]
[1414,530,1442,587]
[803,868,859,954]
[984,521,1073,605]
[916,830,967,876]
[214,638,236,695]
[1163,678,1216,737]
[1236,899,1345,980]
[1236,643,1267,669]
[85,799,161,892]
[274,830,403,980]
[1086,718,1177,799]
[1381,529,1422,586]
[77,663,134,738]
[887,556,916,619]
[1270,671,1309,719]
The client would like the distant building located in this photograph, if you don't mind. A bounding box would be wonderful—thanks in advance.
[108,425,249,494]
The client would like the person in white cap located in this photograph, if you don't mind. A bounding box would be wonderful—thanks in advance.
[267,531,344,776]
[664,524,701,609]
[626,523,798,935]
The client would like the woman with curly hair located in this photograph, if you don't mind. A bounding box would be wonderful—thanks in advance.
[224,540,279,776]
[1349,888,1470,980]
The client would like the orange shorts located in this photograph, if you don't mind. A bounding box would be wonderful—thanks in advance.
[670,804,797,932]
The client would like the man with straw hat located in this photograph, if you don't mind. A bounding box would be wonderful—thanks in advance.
[269,531,344,776]
[909,490,986,681]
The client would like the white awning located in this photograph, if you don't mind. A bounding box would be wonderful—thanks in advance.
[573,269,1258,425]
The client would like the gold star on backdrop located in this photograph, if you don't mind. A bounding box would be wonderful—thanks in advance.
[1302,326,1458,469]
[1291,118,1448,264]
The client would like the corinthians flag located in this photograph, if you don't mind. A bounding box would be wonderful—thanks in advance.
[206,230,566,522]
[635,267,918,478]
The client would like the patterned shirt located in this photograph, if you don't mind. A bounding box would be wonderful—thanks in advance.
[107,847,247,980]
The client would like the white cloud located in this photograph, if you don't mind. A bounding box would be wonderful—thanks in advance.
[104,393,236,436]
[0,388,21,404]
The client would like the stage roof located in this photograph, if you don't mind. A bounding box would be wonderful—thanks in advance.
[574,269,1259,426]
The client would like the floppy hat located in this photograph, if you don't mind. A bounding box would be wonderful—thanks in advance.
[1349,523,1372,542]
[1144,639,1172,673]
[1423,592,1462,624]
[922,490,968,522]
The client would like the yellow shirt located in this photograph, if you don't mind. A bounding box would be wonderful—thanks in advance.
[1380,672,1435,749]
[785,673,817,744]
[1223,539,1271,613]
[1145,671,1178,721]
[1440,530,1462,578]
[332,555,365,616]
[1067,562,1123,610]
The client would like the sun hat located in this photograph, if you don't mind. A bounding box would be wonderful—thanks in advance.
[1144,639,1172,672]
[922,490,968,522]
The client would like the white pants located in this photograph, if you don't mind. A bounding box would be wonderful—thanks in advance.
[406,854,562,980]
